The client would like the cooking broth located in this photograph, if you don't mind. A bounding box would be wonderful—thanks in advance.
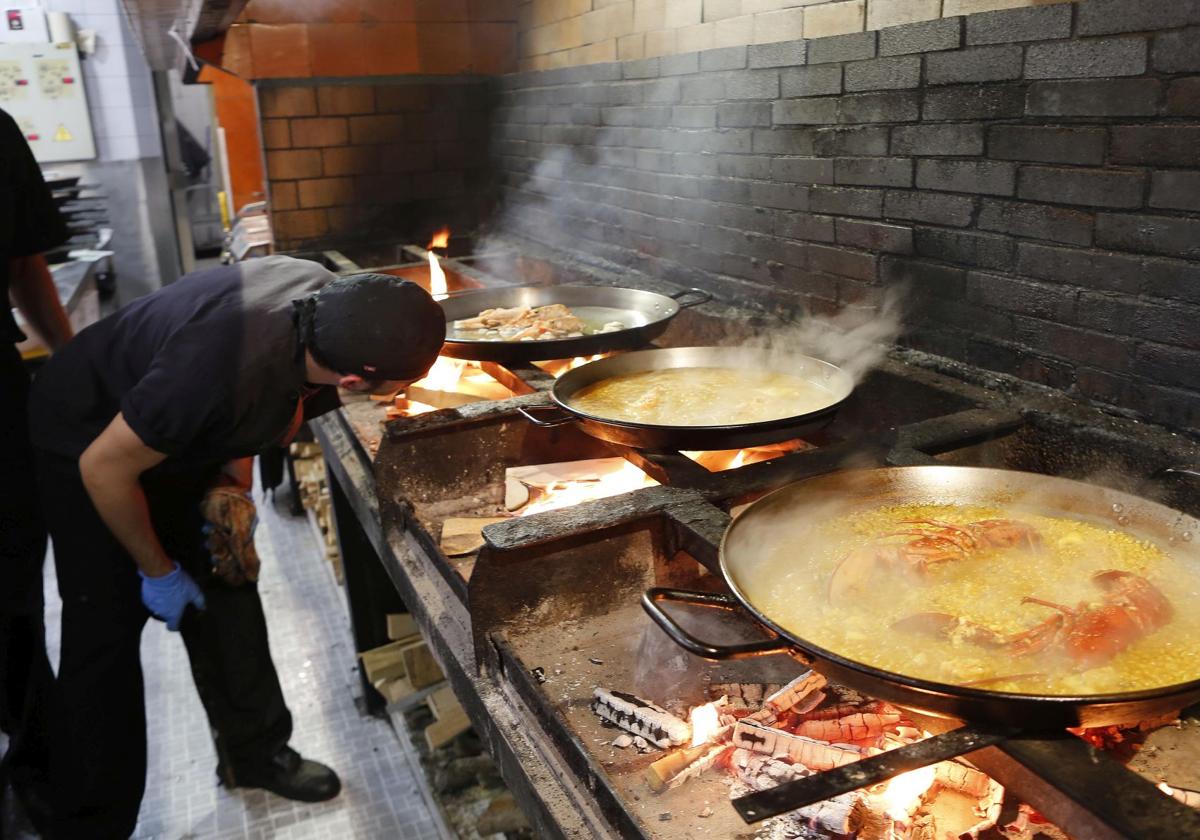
[568,367,838,426]
[735,504,1200,696]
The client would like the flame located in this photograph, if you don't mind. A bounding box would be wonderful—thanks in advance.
[880,765,936,821]
[534,353,608,377]
[689,702,721,747]
[519,460,657,516]
[681,441,810,471]
[427,227,450,250]
[428,250,448,301]
[389,398,438,418]
[416,355,466,391]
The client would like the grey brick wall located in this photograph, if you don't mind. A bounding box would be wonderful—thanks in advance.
[489,1,1200,431]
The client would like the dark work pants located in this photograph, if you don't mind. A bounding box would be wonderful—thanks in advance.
[34,451,293,839]
[0,344,54,793]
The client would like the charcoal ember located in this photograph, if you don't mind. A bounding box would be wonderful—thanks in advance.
[592,688,690,748]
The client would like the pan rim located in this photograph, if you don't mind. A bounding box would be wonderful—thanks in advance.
[719,465,1200,709]
[551,346,856,434]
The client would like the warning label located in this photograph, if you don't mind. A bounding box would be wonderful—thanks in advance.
[53,123,71,142]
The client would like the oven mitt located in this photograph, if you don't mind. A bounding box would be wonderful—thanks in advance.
[201,485,261,586]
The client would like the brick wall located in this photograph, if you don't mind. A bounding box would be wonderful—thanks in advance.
[261,80,494,251]
[517,0,1073,71]
[221,0,518,79]
[491,0,1200,430]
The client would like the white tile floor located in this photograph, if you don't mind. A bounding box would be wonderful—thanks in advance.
[4,477,446,840]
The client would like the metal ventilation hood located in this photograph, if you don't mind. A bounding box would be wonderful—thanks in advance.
[120,0,247,71]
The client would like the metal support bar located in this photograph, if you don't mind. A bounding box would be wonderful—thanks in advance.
[731,724,1016,823]
[969,733,1200,840]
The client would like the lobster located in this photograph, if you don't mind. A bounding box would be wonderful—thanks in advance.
[893,570,1173,670]
[828,518,1042,604]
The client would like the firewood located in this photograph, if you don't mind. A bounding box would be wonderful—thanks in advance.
[732,718,867,771]
[764,671,827,714]
[476,793,530,835]
[359,640,408,684]
[375,676,416,705]
[425,702,472,750]
[1161,783,1200,808]
[592,688,690,749]
[933,760,992,799]
[440,516,509,557]
[433,755,494,793]
[645,742,720,792]
[386,612,419,642]
[401,641,444,689]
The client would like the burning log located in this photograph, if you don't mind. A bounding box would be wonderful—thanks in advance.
[591,688,689,749]
[645,743,729,792]
[792,793,864,836]
[1002,803,1072,839]
[795,712,902,742]
[732,718,868,771]
[764,671,828,714]
[1160,782,1200,808]
[709,682,780,711]
[747,672,827,725]
[732,748,810,787]
[958,776,1006,839]
[933,761,994,800]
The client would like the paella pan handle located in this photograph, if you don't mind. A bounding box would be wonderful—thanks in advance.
[669,288,712,309]
[517,404,577,429]
[642,588,794,660]
[1151,466,1200,481]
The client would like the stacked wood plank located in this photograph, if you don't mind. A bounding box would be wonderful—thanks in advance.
[289,442,341,582]
[360,613,474,750]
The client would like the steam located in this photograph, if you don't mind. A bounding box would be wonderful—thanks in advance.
[738,287,906,385]
[477,121,908,383]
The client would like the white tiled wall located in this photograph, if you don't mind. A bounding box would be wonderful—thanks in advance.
[41,0,161,161]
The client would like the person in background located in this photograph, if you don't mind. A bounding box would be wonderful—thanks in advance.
[0,106,73,834]
[27,256,446,838]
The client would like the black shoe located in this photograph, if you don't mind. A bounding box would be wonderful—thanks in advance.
[220,746,341,803]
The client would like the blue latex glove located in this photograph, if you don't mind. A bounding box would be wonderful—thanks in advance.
[139,562,207,631]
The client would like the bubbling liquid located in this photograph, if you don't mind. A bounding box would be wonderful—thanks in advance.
[568,367,838,427]
[735,504,1200,695]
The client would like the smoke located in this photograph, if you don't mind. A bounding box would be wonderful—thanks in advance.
[476,116,908,384]
[737,286,907,385]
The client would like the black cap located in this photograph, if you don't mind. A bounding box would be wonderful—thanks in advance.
[299,273,446,381]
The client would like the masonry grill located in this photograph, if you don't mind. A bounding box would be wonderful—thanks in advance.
[306,234,1200,840]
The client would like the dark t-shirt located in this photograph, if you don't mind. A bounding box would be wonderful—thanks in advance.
[29,255,341,467]
[1,107,69,343]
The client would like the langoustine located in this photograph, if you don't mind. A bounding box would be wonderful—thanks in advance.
[893,569,1173,670]
[829,517,1042,603]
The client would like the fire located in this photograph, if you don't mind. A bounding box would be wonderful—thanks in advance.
[387,398,438,419]
[427,227,450,251]
[689,702,721,747]
[519,460,657,516]
[681,440,811,471]
[880,765,936,821]
[417,356,466,391]
[427,244,448,301]
[534,353,608,377]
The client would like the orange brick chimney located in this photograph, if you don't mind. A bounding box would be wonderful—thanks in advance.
[195,0,517,251]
